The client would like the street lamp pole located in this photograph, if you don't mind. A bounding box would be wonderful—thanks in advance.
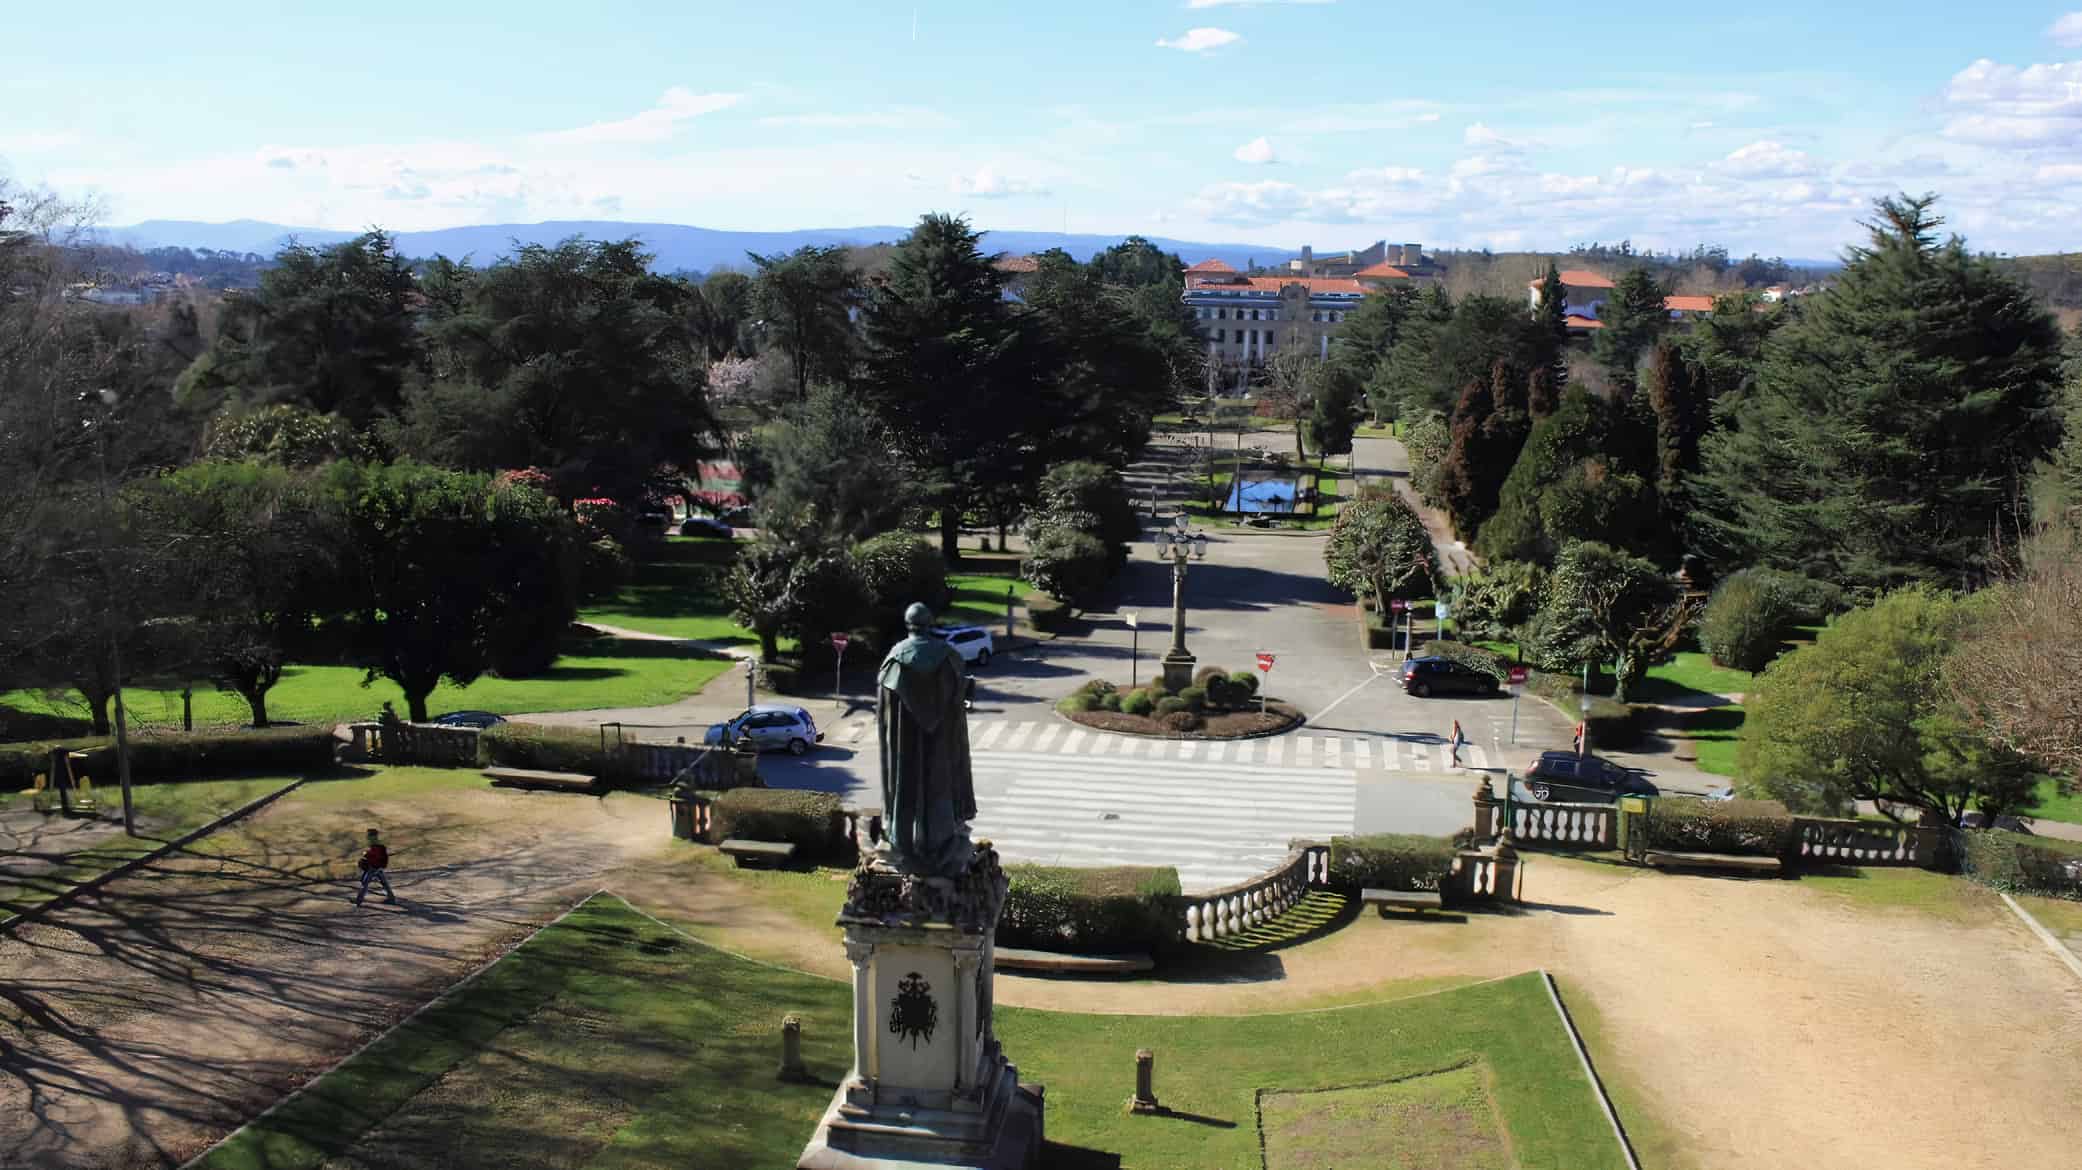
[1150,515,1210,692]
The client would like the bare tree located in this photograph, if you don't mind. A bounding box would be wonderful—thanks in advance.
[1952,521,2082,784]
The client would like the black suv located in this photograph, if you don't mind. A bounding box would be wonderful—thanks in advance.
[1513,751,1660,803]
[1399,656,1501,698]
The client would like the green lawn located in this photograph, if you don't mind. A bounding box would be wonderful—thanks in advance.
[1632,652,1754,702]
[2,639,731,738]
[193,895,1628,1170]
[1798,866,2002,923]
[579,547,756,644]
[0,772,313,915]
[945,572,1035,628]
[2028,777,2082,825]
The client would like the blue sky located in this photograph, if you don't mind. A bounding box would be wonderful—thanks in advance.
[4,1,2080,256]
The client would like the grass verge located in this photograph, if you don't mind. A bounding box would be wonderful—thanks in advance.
[2028,777,2082,825]
[192,895,1628,1170]
[945,572,1035,628]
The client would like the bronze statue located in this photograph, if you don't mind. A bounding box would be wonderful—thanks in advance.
[876,603,977,876]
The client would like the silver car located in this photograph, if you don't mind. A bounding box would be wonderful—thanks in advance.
[932,625,994,667]
[704,705,822,755]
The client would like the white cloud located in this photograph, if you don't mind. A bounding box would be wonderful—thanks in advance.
[1717,140,1817,178]
[534,87,741,145]
[1462,122,1516,148]
[1187,179,1311,225]
[1940,58,2082,147]
[2037,162,2082,181]
[949,166,1049,198]
[1187,0,1333,6]
[1156,27,1241,52]
[1343,166,1424,185]
[1539,173,1602,196]
[2049,12,2082,48]
[1233,136,1278,164]
[0,130,78,153]
[760,107,956,131]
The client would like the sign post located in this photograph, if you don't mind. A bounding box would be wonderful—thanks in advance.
[1005,585,1017,641]
[1389,598,1409,656]
[744,655,758,710]
[1507,665,1528,744]
[830,632,850,709]
[1255,651,1275,714]
[1124,610,1139,689]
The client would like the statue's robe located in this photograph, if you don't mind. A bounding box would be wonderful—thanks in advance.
[876,635,978,876]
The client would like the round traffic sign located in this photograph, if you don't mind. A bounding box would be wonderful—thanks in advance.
[1255,652,1275,673]
[1508,665,1529,686]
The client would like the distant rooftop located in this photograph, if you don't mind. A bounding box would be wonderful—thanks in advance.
[1530,269,1618,290]
[1184,258,1237,274]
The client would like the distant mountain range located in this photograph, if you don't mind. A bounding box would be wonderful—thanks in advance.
[101,219,1289,273]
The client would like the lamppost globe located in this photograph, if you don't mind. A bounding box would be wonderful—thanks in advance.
[1152,531,1172,557]
[1172,514,1189,535]
[1190,533,1209,560]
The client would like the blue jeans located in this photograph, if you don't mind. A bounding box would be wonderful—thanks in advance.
[355,867,394,904]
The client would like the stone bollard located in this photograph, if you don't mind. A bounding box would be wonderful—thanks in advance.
[780,1014,806,1081]
[1127,1048,1160,1114]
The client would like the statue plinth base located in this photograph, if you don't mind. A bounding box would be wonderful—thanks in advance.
[797,846,1044,1170]
[1159,649,1198,693]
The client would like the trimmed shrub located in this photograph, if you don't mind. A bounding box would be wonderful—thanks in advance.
[1178,686,1208,713]
[758,661,802,695]
[1204,675,1242,709]
[1640,797,1794,858]
[1057,694,1096,714]
[1959,830,2082,900]
[1095,691,1122,712]
[1156,710,1203,732]
[1154,696,1188,716]
[1026,595,1074,633]
[482,723,644,787]
[1327,833,1458,894]
[0,727,339,788]
[1583,696,1642,750]
[1193,666,1227,689]
[998,864,1184,953]
[854,533,951,643]
[710,788,846,857]
[1143,681,1172,701]
[1120,689,1156,716]
[1228,670,1259,698]
[1023,526,1111,605]
[1698,570,1792,674]
[1077,679,1117,698]
[1415,639,1508,681]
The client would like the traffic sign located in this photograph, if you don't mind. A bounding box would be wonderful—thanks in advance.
[830,632,850,652]
[1508,666,1529,686]
[1389,598,1408,612]
[1255,652,1276,673]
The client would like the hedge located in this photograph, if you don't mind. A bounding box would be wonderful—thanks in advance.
[0,726,338,788]
[708,788,847,858]
[481,723,643,786]
[1639,797,1793,858]
[758,661,803,695]
[1326,833,1459,895]
[1958,829,2082,900]
[1026,595,1074,633]
[998,864,1184,953]
[1581,696,1642,750]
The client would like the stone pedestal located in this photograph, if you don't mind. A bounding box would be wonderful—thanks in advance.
[1159,650,1198,693]
[798,846,1044,1170]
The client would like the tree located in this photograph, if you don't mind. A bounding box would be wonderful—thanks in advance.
[743,383,913,542]
[689,270,754,360]
[1950,520,2082,786]
[1478,388,1624,564]
[749,244,860,400]
[853,532,950,644]
[1019,253,1178,467]
[1436,360,1533,540]
[1528,541,1690,702]
[1028,460,1138,570]
[134,461,341,726]
[395,238,714,506]
[1401,411,1451,507]
[180,231,420,427]
[723,515,865,663]
[860,214,1054,562]
[1590,267,1669,389]
[1743,587,2039,827]
[1324,490,1435,609]
[1696,569,1793,675]
[1693,195,2065,593]
[1088,236,1184,288]
[203,403,363,466]
[1533,261,1570,392]
[1644,341,1707,508]
[1259,349,1317,462]
[1022,527,1112,605]
[1305,361,1361,463]
[1448,560,1545,647]
[1372,286,1453,420]
[1329,284,1414,383]
[325,462,580,721]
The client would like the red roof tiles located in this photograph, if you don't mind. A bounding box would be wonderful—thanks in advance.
[1529,269,1617,290]
[1187,275,1368,295]
[1184,258,1237,273]
[1662,295,1715,313]
[1354,263,1411,279]
[994,254,1040,273]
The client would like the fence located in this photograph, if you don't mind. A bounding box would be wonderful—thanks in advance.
[1788,817,1946,867]
[1182,845,1328,942]
[1473,781,1615,850]
[343,722,480,766]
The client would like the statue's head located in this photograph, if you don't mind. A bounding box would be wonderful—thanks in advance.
[904,602,934,634]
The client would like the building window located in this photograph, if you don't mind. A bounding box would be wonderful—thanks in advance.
[1218,308,1227,320]
[1216,329,1226,343]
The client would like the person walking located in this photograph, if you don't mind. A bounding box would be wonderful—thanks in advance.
[353,828,395,906]
[1449,719,1466,769]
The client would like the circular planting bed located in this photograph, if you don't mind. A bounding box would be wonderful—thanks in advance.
[1054,670,1305,739]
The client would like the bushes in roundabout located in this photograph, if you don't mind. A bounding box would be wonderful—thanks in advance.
[1054,667,1303,738]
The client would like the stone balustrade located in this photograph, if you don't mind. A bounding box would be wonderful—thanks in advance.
[1789,817,1944,867]
[343,722,480,766]
[627,740,713,783]
[1504,801,1617,849]
[1181,843,1330,943]
[1452,847,1520,902]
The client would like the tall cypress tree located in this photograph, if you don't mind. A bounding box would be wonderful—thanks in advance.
[1591,266,1669,390]
[1692,194,2064,592]
[1534,260,1570,393]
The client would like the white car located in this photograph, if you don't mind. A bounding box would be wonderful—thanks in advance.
[932,625,994,667]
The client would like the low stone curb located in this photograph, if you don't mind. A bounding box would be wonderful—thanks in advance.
[1542,970,1644,1170]
[1049,704,1307,742]
[0,776,310,937]
[1998,892,2082,985]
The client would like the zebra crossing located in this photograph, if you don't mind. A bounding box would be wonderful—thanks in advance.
[839,717,1490,774]
[965,749,1358,893]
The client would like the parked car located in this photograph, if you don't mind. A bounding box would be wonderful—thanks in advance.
[680,516,733,539]
[702,704,823,755]
[1513,750,1660,804]
[1703,785,1736,802]
[635,507,674,530]
[1399,655,1500,698]
[931,625,994,667]
[429,710,506,729]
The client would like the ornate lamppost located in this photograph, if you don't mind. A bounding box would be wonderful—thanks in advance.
[1151,515,1210,692]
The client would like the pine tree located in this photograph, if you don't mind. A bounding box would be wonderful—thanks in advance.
[1692,194,2065,592]
[1591,266,1669,390]
[1534,261,1570,392]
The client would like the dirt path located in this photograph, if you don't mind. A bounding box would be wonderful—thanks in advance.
[0,777,808,1170]
[988,859,2082,1170]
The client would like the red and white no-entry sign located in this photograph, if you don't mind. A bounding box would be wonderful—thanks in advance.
[1389,598,1408,612]
[1508,665,1529,686]
[830,632,850,652]
[1255,652,1276,673]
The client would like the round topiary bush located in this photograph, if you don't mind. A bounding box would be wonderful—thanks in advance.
[1154,696,1188,716]
[1096,690,1122,712]
[1157,710,1203,732]
[1120,689,1155,716]
[1058,693,1096,714]
[1204,675,1239,709]
[1178,685,1208,713]
[1193,666,1227,689]
[1078,679,1117,698]
[1228,670,1260,698]
[1144,681,1171,701]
